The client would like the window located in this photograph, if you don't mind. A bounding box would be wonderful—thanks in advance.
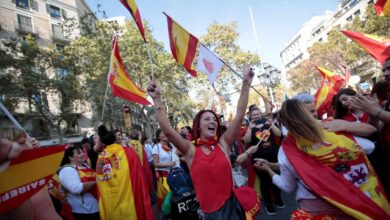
[17,14,32,33]
[346,16,353,22]
[349,0,358,8]
[354,10,361,16]
[52,24,64,40]
[16,0,29,9]
[49,5,61,18]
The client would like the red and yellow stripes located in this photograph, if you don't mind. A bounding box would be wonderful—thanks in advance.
[341,30,390,65]
[119,0,146,42]
[0,145,65,212]
[314,66,343,118]
[108,35,151,106]
[96,143,153,220]
[283,133,390,219]
[374,0,390,16]
[165,13,199,77]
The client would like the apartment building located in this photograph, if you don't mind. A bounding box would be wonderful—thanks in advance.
[0,0,96,143]
[280,0,375,71]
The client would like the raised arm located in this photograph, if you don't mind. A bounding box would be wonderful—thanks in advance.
[147,78,193,157]
[220,65,254,153]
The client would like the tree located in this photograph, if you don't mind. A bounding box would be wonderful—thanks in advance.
[0,35,83,143]
[66,19,195,134]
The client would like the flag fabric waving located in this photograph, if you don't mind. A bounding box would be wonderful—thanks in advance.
[108,35,151,105]
[341,30,390,64]
[196,44,224,84]
[314,66,344,118]
[0,145,65,212]
[119,0,147,42]
[165,13,199,77]
[374,0,390,16]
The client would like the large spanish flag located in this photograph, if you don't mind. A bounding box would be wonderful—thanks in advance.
[314,66,343,118]
[165,13,199,77]
[119,0,147,42]
[341,30,390,64]
[0,145,64,212]
[108,35,151,105]
[374,0,390,16]
[96,143,154,220]
[282,133,390,219]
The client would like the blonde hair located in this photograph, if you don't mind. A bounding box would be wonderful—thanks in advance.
[281,99,323,143]
[0,126,26,142]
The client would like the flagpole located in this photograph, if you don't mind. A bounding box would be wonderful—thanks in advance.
[100,83,109,122]
[249,5,275,106]
[0,102,31,139]
[145,42,154,79]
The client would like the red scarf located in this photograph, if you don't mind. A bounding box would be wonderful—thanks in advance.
[161,144,171,152]
[196,138,218,151]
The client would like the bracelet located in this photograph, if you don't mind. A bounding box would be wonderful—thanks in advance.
[375,110,383,119]
[244,151,249,157]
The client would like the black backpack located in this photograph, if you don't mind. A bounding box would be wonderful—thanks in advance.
[167,167,193,194]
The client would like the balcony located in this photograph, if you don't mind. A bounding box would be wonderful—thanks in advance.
[15,22,39,37]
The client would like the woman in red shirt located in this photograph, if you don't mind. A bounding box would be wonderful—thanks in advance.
[147,65,255,219]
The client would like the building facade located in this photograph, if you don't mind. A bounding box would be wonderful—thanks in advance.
[0,0,96,144]
[280,0,375,71]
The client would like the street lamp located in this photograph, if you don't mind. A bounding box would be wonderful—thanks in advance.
[258,63,281,106]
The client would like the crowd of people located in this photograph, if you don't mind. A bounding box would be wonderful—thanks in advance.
[1,60,390,220]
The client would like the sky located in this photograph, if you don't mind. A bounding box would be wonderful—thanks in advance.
[86,0,339,70]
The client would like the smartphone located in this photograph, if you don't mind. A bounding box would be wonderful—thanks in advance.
[254,118,266,126]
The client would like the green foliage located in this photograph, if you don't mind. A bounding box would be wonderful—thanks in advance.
[0,35,83,141]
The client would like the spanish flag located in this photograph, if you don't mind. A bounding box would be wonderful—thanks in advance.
[282,133,390,219]
[374,0,390,16]
[108,35,151,105]
[341,30,390,64]
[0,145,64,212]
[314,66,343,118]
[120,0,147,42]
[96,143,154,220]
[165,13,199,77]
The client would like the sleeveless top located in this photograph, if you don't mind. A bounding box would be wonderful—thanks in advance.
[190,144,233,213]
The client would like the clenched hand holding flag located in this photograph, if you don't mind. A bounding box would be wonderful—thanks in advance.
[108,34,151,105]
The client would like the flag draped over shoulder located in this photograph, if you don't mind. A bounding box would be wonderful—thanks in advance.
[282,134,390,219]
[108,35,151,105]
[196,44,224,84]
[314,66,343,118]
[96,143,154,220]
[165,13,199,77]
[119,0,147,42]
[374,0,390,16]
[341,30,390,64]
[0,145,65,212]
